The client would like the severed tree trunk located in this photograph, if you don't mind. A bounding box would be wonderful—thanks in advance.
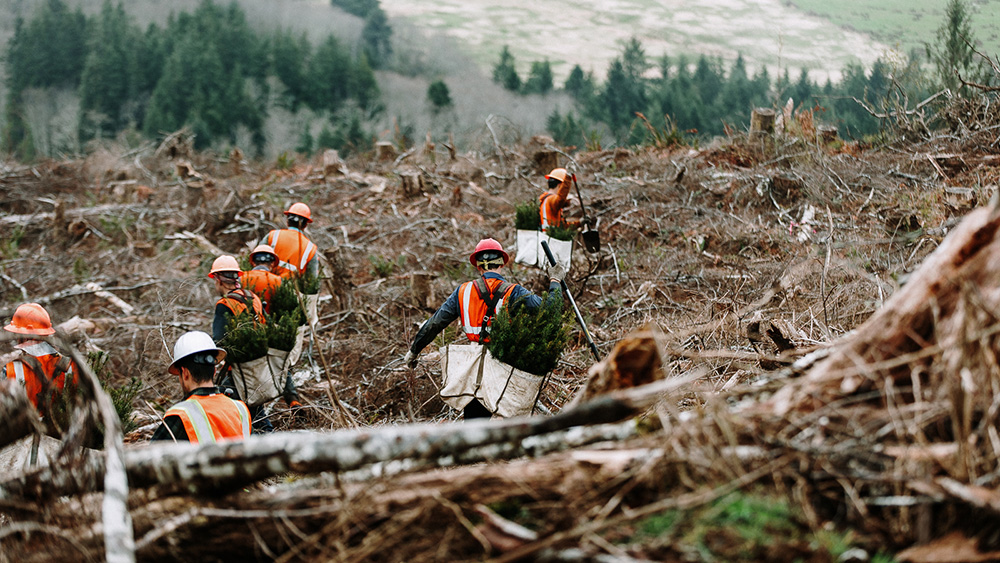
[750,108,776,136]
[0,378,687,501]
[768,202,1000,414]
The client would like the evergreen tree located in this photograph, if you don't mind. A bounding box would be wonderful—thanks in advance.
[427,80,453,114]
[720,54,752,113]
[271,30,311,110]
[351,53,381,113]
[361,7,392,69]
[792,68,814,108]
[925,0,984,92]
[297,125,314,155]
[492,46,522,92]
[564,64,596,102]
[79,1,141,138]
[308,35,352,112]
[523,60,554,95]
[330,0,380,18]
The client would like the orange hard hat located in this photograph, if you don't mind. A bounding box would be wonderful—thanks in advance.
[284,202,313,223]
[545,168,568,182]
[469,238,509,267]
[4,303,55,336]
[208,255,241,278]
[250,244,277,263]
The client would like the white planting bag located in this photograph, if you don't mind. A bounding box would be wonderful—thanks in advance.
[232,325,306,407]
[513,230,572,272]
[439,344,545,418]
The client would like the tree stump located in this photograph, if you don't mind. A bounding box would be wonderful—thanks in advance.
[323,247,353,311]
[230,147,244,175]
[750,108,776,136]
[376,142,396,162]
[532,150,560,175]
[410,272,435,309]
[817,125,838,144]
[322,149,345,177]
[400,171,424,198]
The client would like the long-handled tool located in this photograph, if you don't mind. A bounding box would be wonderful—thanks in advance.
[542,240,600,361]
[572,174,601,253]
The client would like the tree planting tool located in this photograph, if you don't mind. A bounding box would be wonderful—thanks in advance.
[572,174,601,253]
[542,240,600,361]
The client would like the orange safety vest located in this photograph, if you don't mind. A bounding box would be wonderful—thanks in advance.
[218,289,266,325]
[240,269,282,313]
[539,182,570,229]
[163,392,251,443]
[3,343,77,409]
[265,228,317,279]
[458,277,516,343]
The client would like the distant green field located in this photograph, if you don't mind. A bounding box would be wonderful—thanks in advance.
[788,0,1000,58]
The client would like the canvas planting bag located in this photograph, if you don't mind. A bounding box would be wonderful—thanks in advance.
[439,343,545,418]
[513,230,572,271]
[232,325,306,407]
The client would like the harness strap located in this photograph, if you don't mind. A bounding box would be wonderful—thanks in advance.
[473,278,513,343]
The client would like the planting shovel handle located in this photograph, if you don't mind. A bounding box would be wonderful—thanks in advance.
[541,240,601,361]
[572,174,592,226]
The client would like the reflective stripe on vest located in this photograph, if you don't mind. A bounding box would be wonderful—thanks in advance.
[219,290,265,324]
[165,394,251,443]
[459,279,515,342]
[168,400,216,443]
[267,229,316,277]
[10,361,26,385]
[539,192,553,229]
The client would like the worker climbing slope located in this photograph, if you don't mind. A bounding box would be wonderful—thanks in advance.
[262,202,319,287]
[240,244,283,314]
[403,238,565,419]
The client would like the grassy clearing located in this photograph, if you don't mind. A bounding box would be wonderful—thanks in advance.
[381,0,894,82]
[789,0,1000,59]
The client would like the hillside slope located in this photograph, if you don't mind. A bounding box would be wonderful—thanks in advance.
[1,111,998,559]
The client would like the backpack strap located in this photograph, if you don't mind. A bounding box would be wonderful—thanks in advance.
[473,278,513,343]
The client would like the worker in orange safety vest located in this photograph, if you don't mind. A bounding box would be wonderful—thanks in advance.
[239,244,283,314]
[539,168,583,230]
[151,331,251,442]
[402,238,564,419]
[261,202,319,290]
[209,255,266,344]
[2,303,79,416]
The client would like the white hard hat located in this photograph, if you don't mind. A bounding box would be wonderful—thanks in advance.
[169,331,226,375]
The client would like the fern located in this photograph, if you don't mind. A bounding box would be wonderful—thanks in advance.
[515,200,541,231]
[487,292,571,376]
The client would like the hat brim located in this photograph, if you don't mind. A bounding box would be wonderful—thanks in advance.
[284,211,313,223]
[470,250,510,267]
[3,323,55,336]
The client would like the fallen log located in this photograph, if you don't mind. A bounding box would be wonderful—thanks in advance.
[0,379,38,449]
[0,376,692,501]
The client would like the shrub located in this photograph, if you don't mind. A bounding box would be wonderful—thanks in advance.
[515,200,541,230]
[220,312,269,363]
[487,292,570,376]
[545,224,577,241]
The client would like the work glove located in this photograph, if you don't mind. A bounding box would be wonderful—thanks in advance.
[544,261,568,282]
[403,350,418,369]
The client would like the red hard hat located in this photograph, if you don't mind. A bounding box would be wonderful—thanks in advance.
[469,238,509,267]
[284,202,313,223]
[4,303,55,336]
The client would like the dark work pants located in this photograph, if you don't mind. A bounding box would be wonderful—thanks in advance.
[464,399,492,420]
